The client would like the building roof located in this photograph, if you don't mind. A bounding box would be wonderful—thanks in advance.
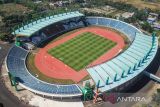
[87,33,158,92]
[149,12,159,17]
[121,12,134,19]
[12,11,84,37]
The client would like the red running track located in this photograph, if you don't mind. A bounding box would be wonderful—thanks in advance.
[34,27,125,83]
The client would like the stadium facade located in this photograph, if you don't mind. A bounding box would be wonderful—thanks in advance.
[6,11,158,99]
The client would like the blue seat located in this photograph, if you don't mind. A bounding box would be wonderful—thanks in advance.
[7,45,82,97]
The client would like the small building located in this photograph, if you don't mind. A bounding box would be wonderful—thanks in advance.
[149,13,159,17]
[34,0,42,4]
[50,1,69,7]
[121,12,134,19]
[147,12,158,24]
[147,17,157,24]
[23,43,34,50]
[153,22,160,30]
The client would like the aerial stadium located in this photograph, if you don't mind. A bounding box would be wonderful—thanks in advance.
[5,11,158,101]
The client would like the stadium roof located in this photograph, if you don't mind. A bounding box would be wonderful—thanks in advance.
[12,11,84,37]
[87,33,158,92]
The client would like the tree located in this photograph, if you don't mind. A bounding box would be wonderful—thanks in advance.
[141,21,154,33]
[124,16,137,23]
[135,10,148,21]
[0,33,14,42]
[0,0,4,4]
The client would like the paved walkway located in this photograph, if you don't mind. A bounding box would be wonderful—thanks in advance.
[29,96,84,107]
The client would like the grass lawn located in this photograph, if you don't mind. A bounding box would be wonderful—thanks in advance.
[115,0,160,10]
[48,32,117,71]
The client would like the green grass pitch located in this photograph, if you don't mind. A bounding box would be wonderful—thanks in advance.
[48,32,117,71]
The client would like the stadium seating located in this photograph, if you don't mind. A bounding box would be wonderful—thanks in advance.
[13,13,141,44]
[86,17,98,25]
[86,17,141,41]
[108,19,120,28]
[29,14,85,45]
[87,33,158,92]
[10,12,158,95]
[6,46,82,98]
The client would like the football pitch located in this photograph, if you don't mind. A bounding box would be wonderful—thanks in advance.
[48,32,116,71]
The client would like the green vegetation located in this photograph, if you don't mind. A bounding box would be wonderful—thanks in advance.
[116,0,160,10]
[90,0,160,10]
[0,3,31,41]
[0,1,81,41]
[156,30,160,43]
[0,0,159,43]
[48,32,117,71]
[81,0,160,40]
[142,21,154,33]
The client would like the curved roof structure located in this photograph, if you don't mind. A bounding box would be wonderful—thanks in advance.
[87,33,158,92]
[12,11,84,37]
[7,12,158,97]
